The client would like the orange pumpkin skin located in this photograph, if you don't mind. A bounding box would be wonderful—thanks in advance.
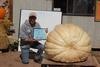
[0,7,6,19]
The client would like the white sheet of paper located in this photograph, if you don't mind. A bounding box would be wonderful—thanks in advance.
[32,28,47,40]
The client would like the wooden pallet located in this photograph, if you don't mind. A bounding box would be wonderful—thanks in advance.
[41,56,98,67]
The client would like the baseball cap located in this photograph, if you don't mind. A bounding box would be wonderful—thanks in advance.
[29,12,37,17]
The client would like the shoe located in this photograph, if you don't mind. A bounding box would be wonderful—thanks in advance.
[34,55,43,63]
[22,61,29,64]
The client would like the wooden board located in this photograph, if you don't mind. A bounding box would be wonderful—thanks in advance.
[41,56,97,67]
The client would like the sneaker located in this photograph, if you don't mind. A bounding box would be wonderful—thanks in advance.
[22,61,29,64]
[34,55,43,63]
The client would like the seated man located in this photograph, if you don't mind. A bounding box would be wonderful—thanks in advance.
[20,12,44,64]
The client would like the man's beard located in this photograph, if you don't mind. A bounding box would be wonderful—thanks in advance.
[31,22,36,27]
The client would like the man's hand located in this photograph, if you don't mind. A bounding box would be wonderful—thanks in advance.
[25,38,36,45]
[25,34,36,45]
[45,28,48,33]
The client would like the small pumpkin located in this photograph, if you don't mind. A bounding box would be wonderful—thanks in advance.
[0,7,6,19]
[45,23,91,63]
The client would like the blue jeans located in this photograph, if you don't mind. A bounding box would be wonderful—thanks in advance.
[20,43,44,63]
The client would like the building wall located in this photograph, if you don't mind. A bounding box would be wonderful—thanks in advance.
[13,0,100,48]
[13,0,52,37]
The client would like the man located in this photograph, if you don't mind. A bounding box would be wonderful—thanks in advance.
[20,12,44,64]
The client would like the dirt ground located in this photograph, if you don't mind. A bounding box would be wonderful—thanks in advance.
[0,51,99,67]
[0,51,41,67]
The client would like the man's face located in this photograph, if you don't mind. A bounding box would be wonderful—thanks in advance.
[29,16,36,27]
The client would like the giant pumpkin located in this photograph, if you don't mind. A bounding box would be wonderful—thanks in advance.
[45,24,91,63]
